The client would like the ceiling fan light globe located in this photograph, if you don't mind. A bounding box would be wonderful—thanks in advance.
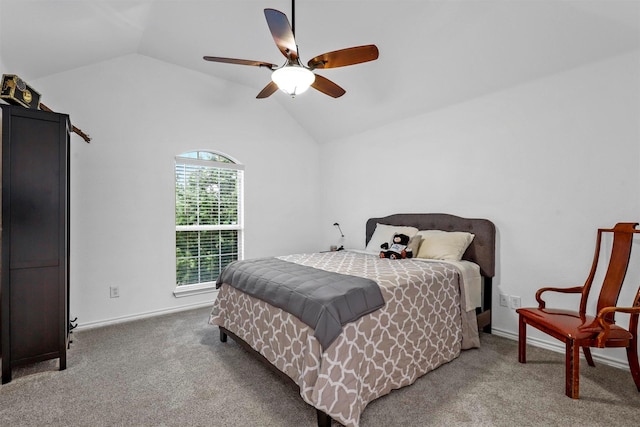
[271,66,315,97]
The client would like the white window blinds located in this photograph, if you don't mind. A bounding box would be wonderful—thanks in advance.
[175,153,243,287]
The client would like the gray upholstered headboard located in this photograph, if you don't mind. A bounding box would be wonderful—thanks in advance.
[366,213,496,279]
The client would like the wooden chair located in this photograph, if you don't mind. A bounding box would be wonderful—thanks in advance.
[517,222,640,399]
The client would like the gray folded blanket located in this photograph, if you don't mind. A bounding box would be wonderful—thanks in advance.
[218,257,385,350]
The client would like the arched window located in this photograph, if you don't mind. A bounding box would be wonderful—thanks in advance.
[174,151,244,293]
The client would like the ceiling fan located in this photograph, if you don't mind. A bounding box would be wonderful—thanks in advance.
[203,0,379,99]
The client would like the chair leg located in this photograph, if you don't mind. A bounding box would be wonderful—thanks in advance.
[582,346,595,367]
[518,314,527,363]
[566,339,580,399]
[627,340,640,392]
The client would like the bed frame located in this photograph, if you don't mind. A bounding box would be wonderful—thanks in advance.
[219,213,496,427]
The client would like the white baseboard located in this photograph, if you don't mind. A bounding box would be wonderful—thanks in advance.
[491,327,631,371]
[74,301,214,331]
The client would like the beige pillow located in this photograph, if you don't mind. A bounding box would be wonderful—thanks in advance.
[416,230,475,261]
[407,235,422,255]
[365,223,419,253]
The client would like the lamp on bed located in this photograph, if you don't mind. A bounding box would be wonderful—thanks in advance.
[333,222,344,251]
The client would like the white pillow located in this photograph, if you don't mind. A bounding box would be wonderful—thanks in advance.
[415,230,475,261]
[365,223,419,253]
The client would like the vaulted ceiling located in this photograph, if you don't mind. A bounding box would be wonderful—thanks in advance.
[1,0,639,142]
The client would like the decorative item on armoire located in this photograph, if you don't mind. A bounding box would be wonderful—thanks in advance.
[0,74,41,109]
[1,73,92,143]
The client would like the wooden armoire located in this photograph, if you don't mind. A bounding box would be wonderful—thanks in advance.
[0,103,70,384]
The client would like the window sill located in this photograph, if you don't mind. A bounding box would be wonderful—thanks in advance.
[173,282,218,298]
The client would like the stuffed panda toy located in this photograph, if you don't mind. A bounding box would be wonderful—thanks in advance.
[379,233,414,259]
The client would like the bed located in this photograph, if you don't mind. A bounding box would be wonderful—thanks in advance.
[209,213,496,427]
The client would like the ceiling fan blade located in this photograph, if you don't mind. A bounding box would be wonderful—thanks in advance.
[203,56,276,69]
[307,45,379,69]
[256,81,279,99]
[264,8,298,61]
[311,74,346,98]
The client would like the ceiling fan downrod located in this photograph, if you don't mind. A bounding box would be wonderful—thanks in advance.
[291,0,295,36]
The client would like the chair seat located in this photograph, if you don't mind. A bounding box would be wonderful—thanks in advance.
[517,307,633,344]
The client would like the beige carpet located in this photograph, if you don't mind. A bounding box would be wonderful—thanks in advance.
[1,306,639,426]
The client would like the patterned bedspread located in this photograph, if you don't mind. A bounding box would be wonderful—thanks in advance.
[210,250,479,427]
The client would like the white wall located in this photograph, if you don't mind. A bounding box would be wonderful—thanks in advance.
[0,0,5,73]
[319,51,640,367]
[0,1,3,71]
[31,54,321,327]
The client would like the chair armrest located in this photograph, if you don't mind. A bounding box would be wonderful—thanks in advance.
[535,286,583,309]
[594,306,640,347]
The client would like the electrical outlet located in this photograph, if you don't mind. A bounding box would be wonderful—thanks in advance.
[110,286,120,298]
[499,294,509,307]
[510,295,521,309]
